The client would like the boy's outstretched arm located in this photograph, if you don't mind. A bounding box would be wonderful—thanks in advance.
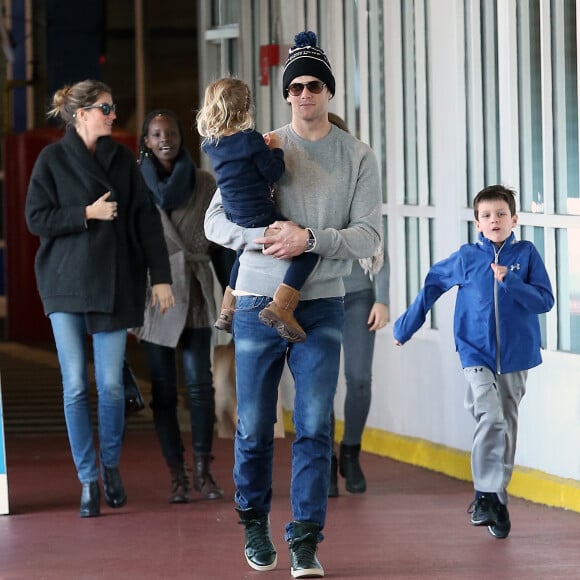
[393,251,465,346]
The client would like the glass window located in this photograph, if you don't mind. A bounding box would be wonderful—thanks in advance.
[556,228,580,352]
[517,0,544,213]
[465,0,500,209]
[552,0,579,215]
[404,217,435,327]
[405,217,421,303]
[521,226,548,348]
[402,1,419,205]
[210,0,240,26]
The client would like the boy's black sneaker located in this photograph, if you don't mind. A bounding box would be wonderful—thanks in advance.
[468,494,498,526]
[488,502,511,539]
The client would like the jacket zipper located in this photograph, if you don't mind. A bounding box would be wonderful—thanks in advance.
[493,245,502,374]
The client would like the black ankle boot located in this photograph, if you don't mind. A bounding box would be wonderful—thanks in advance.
[169,464,190,504]
[328,453,338,497]
[102,466,127,508]
[339,443,367,494]
[288,521,324,578]
[193,453,223,500]
[80,481,101,518]
[236,507,278,571]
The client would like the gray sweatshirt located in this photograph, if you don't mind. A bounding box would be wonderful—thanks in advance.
[204,124,382,300]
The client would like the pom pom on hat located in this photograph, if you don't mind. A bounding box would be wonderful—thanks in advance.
[282,31,335,98]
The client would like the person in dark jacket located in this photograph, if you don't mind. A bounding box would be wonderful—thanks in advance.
[394,184,554,540]
[25,79,174,518]
[131,108,225,503]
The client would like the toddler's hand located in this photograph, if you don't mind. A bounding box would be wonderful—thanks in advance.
[264,132,281,150]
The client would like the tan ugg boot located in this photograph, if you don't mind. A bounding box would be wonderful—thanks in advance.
[258,283,306,343]
[215,286,236,332]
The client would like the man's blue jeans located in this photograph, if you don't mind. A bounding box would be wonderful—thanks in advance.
[49,313,126,483]
[233,295,344,532]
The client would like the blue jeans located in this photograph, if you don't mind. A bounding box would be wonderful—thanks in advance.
[233,295,344,532]
[49,313,126,483]
[142,327,215,466]
[333,288,376,445]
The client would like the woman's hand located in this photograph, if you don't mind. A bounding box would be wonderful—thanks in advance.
[151,284,175,314]
[368,303,389,332]
[86,191,118,221]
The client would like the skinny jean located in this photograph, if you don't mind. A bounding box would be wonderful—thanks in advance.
[463,366,527,504]
[143,327,215,467]
[233,295,344,532]
[49,313,126,484]
[331,288,376,446]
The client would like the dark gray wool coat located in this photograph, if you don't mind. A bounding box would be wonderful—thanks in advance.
[25,126,172,334]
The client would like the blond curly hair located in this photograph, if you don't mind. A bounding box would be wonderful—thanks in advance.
[196,77,254,144]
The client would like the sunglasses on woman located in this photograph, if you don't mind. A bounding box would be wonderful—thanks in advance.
[81,103,116,116]
[287,81,326,96]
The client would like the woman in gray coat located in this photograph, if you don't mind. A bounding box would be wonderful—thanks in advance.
[132,109,225,503]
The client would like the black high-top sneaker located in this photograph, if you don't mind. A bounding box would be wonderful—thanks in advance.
[235,507,278,571]
[288,521,324,578]
[468,493,499,526]
[488,500,511,539]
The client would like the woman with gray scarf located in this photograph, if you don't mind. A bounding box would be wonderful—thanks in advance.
[132,109,226,503]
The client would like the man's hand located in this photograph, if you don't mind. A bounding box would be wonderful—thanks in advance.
[254,221,309,260]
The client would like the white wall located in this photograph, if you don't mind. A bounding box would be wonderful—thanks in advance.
[334,0,580,484]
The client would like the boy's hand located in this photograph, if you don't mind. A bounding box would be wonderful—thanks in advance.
[491,263,507,282]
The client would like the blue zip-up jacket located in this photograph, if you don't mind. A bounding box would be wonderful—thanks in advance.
[393,233,554,374]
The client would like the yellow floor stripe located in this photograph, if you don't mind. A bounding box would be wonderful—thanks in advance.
[284,410,580,512]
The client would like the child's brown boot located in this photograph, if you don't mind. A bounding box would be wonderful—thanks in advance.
[215,286,236,332]
[258,283,306,343]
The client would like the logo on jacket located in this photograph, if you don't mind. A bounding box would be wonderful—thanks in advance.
[510,263,521,272]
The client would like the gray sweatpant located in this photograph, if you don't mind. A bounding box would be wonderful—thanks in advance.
[463,366,527,504]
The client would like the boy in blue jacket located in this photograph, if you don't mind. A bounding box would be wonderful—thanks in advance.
[393,185,554,539]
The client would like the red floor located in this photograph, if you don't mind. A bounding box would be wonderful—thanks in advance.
[2,430,580,580]
[1,340,579,579]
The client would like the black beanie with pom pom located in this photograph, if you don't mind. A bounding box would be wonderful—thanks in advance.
[282,31,335,98]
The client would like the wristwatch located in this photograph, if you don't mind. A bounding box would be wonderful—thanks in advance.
[305,228,316,252]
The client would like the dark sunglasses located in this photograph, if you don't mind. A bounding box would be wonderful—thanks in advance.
[287,81,326,96]
[81,102,116,116]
